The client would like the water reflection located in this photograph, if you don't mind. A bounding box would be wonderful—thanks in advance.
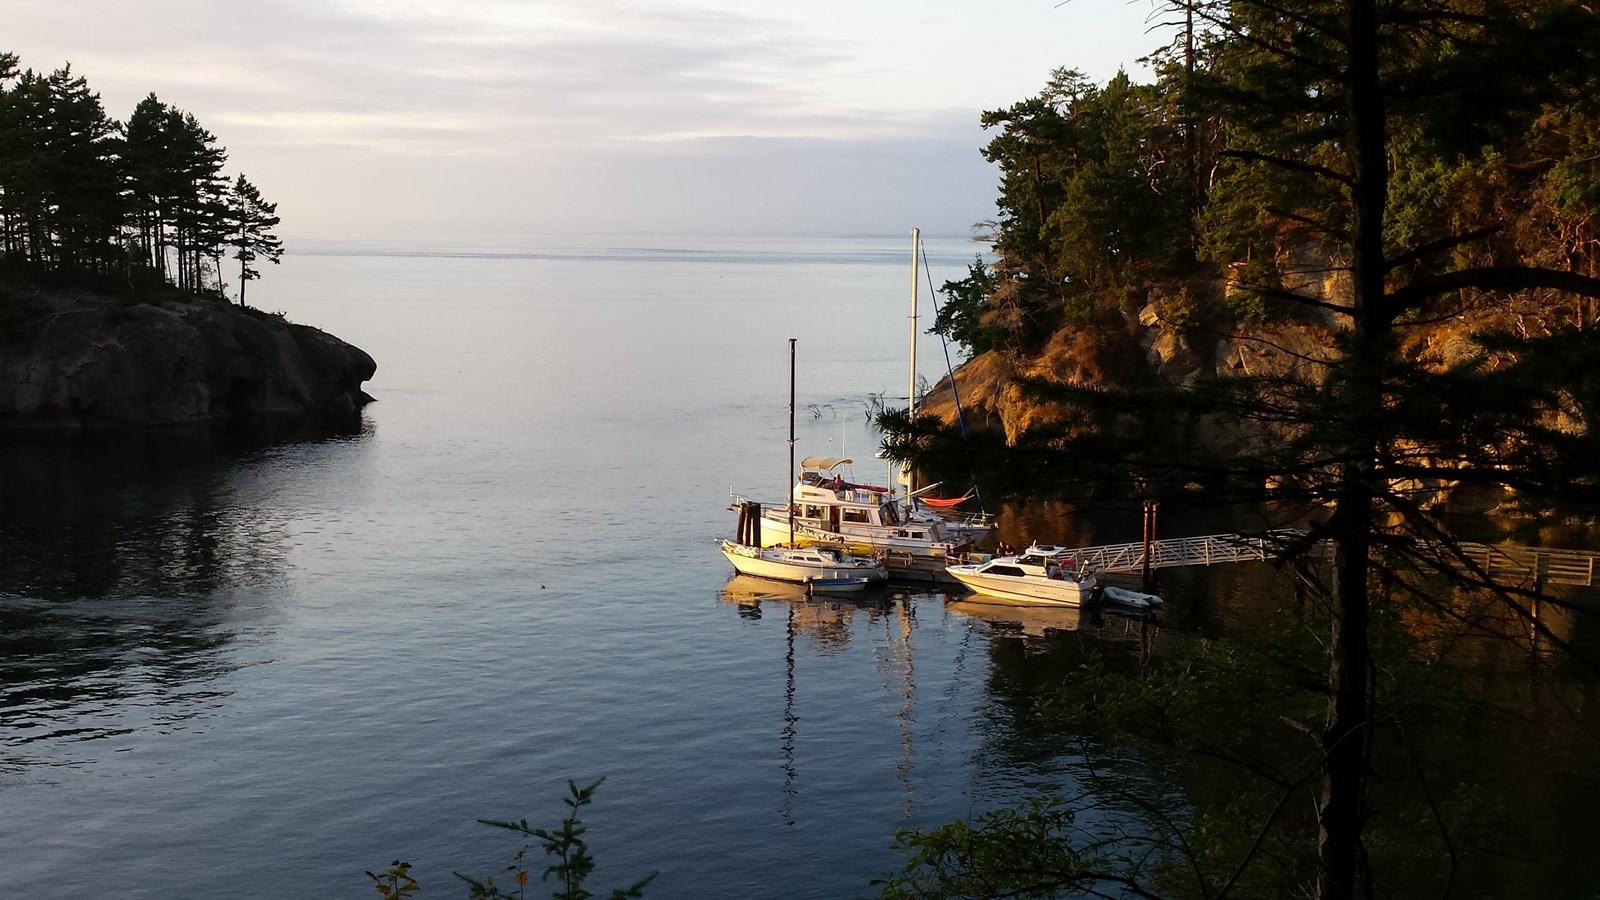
[0,428,359,599]
[945,596,1085,638]
[718,576,921,820]
[718,574,899,653]
[716,575,1173,821]
[0,595,245,771]
[0,425,366,773]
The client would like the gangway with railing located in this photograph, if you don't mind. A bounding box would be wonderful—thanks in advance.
[882,528,1600,589]
[1050,531,1600,588]
[1053,530,1300,574]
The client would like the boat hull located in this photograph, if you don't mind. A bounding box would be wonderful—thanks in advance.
[1100,584,1163,609]
[945,566,1095,606]
[718,540,887,589]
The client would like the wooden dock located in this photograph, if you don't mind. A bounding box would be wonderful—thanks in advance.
[882,549,961,584]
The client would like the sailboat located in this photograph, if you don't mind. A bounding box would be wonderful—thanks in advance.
[740,229,993,561]
[718,340,889,592]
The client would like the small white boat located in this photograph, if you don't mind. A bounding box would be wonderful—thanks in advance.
[717,539,887,592]
[944,545,1098,606]
[1100,584,1164,610]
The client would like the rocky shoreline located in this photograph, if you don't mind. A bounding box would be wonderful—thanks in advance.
[0,282,376,431]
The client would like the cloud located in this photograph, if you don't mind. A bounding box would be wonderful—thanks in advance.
[13,0,868,154]
[5,0,1161,236]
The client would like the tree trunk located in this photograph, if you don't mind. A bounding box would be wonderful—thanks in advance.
[1317,2,1388,898]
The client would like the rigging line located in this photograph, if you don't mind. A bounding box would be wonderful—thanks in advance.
[917,238,989,516]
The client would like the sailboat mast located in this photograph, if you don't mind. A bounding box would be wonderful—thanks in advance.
[905,227,920,496]
[788,337,797,546]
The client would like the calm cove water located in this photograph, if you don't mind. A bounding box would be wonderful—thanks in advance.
[2,235,1598,898]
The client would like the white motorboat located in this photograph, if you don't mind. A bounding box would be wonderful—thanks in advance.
[944,545,1100,606]
[717,539,887,592]
[947,543,1167,609]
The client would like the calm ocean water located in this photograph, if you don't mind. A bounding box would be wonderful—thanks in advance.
[3,234,1598,898]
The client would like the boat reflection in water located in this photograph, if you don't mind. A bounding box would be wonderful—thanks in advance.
[943,596,1086,639]
[716,573,918,821]
[716,574,894,643]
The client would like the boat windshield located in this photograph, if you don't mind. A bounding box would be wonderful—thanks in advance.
[881,502,900,525]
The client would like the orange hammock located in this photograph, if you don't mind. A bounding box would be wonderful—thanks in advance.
[919,488,976,509]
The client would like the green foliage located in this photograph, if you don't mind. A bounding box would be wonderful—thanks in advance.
[876,797,1132,900]
[455,777,656,900]
[0,49,279,299]
[977,67,1195,348]
[368,779,654,900]
[368,860,423,898]
[929,255,1001,355]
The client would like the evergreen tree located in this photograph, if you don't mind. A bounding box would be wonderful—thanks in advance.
[124,93,173,278]
[39,65,125,277]
[0,51,264,296]
[164,109,228,293]
[0,66,55,268]
[227,173,282,307]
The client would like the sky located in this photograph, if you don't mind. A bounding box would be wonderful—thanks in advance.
[7,0,1169,240]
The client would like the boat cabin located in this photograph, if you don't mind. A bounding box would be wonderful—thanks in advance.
[757,455,966,553]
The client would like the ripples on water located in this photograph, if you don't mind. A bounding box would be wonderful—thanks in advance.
[2,237,1598,898]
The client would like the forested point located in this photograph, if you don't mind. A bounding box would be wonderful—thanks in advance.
[924,7,1600,400]
[0,51,372,432]
[0,50,282,305]
[882,3,1600,899]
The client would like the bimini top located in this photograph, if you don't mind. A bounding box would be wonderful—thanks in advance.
[799,456,853,470]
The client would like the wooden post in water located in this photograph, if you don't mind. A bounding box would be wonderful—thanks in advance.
[1141,500,1160,592]
[738,501,762,547]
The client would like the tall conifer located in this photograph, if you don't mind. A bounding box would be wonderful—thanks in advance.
[227,173,282,307]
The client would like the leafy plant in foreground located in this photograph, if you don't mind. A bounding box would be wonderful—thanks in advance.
[369,777,655,899]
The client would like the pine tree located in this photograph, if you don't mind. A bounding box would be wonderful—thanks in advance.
[227,173,282,307]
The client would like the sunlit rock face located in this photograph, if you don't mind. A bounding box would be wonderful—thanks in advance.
[0,285,375,431]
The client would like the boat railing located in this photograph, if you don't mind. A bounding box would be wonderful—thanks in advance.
[728,490,785,510]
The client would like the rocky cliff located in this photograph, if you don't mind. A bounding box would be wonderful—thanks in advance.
[919,250,1530,446]
[0,282,376,431]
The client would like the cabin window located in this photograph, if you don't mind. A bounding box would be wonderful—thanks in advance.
[987,565,1026,577]
[842,509,871,524]
[801,505,825,519]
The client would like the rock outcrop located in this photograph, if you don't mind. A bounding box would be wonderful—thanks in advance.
[0,283,376,431]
